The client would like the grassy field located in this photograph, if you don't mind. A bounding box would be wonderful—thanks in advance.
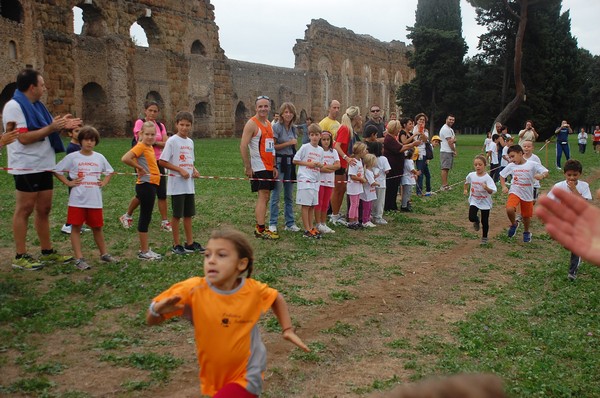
[0,133,598,397]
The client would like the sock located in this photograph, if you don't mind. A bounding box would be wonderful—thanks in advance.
[41,249,54,255]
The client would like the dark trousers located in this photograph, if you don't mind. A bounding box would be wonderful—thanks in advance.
[556,143,570,168]
[469,206,490,238]
[384,175,401,211]
[579,143,586,154]
[135,183,157,233]
[569,252,581,277]
[416,159,431,194]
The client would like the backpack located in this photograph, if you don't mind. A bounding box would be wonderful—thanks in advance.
[425,141,434,160]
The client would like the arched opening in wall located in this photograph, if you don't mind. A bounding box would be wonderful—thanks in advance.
[0,0,23,23]
[133,17,160,47]
[269,99,276,121]
[145,91,164,109]
[8,40,17,59]
[191,40,206,56]
[82,82,110,136]
[235,101,248,137]
[193,101,210,138]
[0,83,16,116]
[73,3,107,37]
[363,65,372,113]
[299,109,307,124]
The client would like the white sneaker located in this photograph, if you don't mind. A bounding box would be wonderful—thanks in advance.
[317,223,335,234]
[138,249,162,261]
[160,220,172,232]
[284,224,301,232]
[119,213,133,229]
[334,217,348,226]
[363,221,377,228]
[268,225,278,233]
[372,218,388,225]
[81,225,91,233]
[61,224,72,234]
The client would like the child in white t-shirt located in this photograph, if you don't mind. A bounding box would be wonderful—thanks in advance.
[464,155,497,244]
[400,149,419,212]
[54,126,115,270]
[521,140,542,202]
[547,159,592,280]
[371,142,390,224]
[500,145,548,242]
[346,142,368,230]
[360,154,379,228]
[293,124,325,238]
[315,130,340,234]
[159,111,203,255]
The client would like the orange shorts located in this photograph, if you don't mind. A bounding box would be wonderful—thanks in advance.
[506,194,533,218]
[67,206,104,228]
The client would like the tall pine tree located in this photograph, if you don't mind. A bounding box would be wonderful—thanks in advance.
[397,0,467,132]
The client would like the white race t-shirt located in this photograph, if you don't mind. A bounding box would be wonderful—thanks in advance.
[501,146,509,167]
[401,159,416,186]
[375,156,391,189]
[360,169,377,202]
[346,160,364,195]
[439,124,455,153]
[524,153,542,188]
[54,151,113,209]
[294,143,324,190]
[547,180,592,201]
[465,172,497,210]
[319,149,339,188]
[3,100,55,175]
[160,134,196,195]
[486,140,498,164]
[500,160,548,201]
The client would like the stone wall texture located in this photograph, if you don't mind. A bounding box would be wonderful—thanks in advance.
[0,1,412,137]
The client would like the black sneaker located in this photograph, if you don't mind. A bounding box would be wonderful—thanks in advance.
[473,220,480,231]
[184,241,206,253]
[171,245,188,255]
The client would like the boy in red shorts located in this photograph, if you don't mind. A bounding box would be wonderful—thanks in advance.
[54,126,116,269]
[500,144,548,242]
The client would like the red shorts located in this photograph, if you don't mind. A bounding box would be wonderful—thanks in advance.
[506,194,533,218]
[213,383,257,398]
[67,207,104,228]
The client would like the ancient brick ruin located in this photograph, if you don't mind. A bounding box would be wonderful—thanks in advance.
[0,0,413,137]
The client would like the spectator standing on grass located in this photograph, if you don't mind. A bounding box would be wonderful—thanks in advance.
[412,113,432,196]
[464,154,497,245]
[518,120,539,145]
[553,120,573,169]
[146,228,309,397]
[315,130,340,234]
[346,142,368,230]
[439,114,457,191]
[269,102,300,234]
[400,149,419,212]
[384,120,418,212]
[577,127,588,154]
[360,153,379,228]
[594,125,600,154]
[488,134,501,183]
[53,126,116,270]
[119,100,171,232]
[547,159,592,280]
[298,116,314,145]
[363,104,385,140]
[319,99,341,139]
[158,111,205,256]
[121,122,163,260]
[3,68,80,270]
[240,96,279,240]
[371,142,390,225]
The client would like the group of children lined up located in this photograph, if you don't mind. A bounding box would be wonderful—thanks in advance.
[53,111,201,269]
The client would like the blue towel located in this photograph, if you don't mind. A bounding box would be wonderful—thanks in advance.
[12,89,65,153]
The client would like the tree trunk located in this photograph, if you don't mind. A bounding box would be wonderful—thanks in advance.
[496,0,528,125]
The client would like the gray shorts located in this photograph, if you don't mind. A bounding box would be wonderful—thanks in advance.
[440,152,454,170]
[296,189,318,206]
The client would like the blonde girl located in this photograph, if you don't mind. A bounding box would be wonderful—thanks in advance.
[346,141,368,229]
[360,153,379,227]
[463,155,497,244]
[316,130,340,233]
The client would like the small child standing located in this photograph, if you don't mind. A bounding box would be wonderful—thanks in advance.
[146,228,309,397]
[464,155,497,244]
[60,124,84,234]
[360,154,379,227]
[346,142,368,230]
[547,159,592,280]
[293,123,325,238]
[315,130,340,234]
[159,111,204,255]
[371,142,390,224]
[400,149,419,212]
[500,144,548,242]
[121,121,162,260]
[54,126,115,270]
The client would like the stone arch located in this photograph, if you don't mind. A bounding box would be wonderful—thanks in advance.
[235,101,248,137]
[132,15,161,47]
[0,0,23,23]
[341,59,353,107]
[317,56,333,112]
[363,65,372,112]
[193,101,210,138]
[82,82,109,136]
[73,2,107,37]
[379,68,389,118]
[191,40,206,56]
[299,109,307,124]
[0,82,16,115]
[394,70,403,87]
[8,40,16,59]
[145,91,164,108]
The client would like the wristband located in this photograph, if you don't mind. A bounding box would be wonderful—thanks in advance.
[149,302,161,317]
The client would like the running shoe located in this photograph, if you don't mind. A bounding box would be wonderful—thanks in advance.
[138,249,162,261]
[284,224,301,232]
[12,255,43,271]
[61,224,72,234]
[523,232,532,243]
[362,221,377,228]
[507,223,518,238]
[74,258,91,270]
[171,245,188,255]
[100,253,117,262]
[184,242,206,253]
[119,213,133,229]
[40,250,74,264]
[261,229,280,240]
[160,220,172,232]
[317,223,335,234]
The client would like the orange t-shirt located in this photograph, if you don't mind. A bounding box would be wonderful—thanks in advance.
[130,142,160,186]
[153,277,278,396]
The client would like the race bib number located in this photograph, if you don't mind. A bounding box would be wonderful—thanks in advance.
[265,138,275,153]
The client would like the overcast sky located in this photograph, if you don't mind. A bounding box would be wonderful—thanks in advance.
[210,0,599,67]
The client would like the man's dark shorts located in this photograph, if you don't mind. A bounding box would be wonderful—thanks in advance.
[14,172,54,192]
[334,167,347,176]
[251,170,276,192]
[171,194,196,218]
